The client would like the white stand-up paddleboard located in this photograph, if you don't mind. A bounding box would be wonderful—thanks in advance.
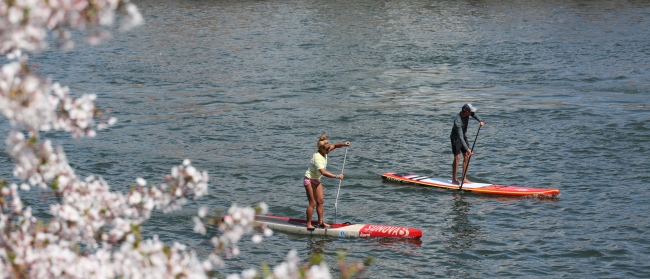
[255,215,422,239]
[382,172,560,197]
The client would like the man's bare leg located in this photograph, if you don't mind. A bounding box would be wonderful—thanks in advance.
[452,153,461,185]
[461,152,472,184]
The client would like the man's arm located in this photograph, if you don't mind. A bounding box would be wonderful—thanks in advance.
[454,116,471,150]
[471,113,483,123]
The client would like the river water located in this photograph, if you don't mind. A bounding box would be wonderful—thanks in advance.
[3,0,650,278]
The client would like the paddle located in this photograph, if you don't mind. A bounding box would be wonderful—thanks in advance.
[334,146,349,224]
[459,125,481,191]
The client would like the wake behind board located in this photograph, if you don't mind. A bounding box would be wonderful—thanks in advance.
[255,215,422,239]
[382,172,560,197]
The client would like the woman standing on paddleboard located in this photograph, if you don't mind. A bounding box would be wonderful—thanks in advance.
[303,135,350,229]
[450,103,485,185]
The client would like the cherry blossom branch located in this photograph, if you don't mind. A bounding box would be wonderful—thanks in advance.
[0,1,366,278]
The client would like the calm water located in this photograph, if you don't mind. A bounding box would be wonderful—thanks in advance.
[3,0,650,278]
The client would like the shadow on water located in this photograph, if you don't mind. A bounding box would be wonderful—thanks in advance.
[445,193,483,253]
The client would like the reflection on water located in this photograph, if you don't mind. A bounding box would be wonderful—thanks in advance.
[305,235,422,257]
[306,237,334,256]
[369,237,423,255]
[372,237,422,248]
[446,193,483,252]
[471,193,561,205]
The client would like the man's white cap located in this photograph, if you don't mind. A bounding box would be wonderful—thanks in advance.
[462,103,476,112]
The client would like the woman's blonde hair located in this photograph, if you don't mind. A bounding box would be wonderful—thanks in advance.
[317,134,329,149]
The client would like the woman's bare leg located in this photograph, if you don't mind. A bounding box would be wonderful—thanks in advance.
[304,183,316,229]
[313,182,329,227]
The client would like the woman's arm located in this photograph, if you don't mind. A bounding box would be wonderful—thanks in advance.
[319,168,342,179]
[330,141,351,150]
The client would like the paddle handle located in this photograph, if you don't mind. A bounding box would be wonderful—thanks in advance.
[460,125,481,190]
[334,146,349,224]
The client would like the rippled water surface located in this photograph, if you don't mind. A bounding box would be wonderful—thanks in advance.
[3,0,650,278]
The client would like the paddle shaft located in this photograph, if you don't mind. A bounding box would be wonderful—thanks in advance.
[334,146,349,224]
[460,125,481,190]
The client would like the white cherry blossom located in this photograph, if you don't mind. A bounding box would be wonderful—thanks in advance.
[0,1,347,278]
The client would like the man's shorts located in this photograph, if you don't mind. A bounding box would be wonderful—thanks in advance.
[303,176,321,187]
[451,137,469,155]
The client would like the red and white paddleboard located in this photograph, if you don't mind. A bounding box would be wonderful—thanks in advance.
[382,172,560,197]
[255,215,422,239]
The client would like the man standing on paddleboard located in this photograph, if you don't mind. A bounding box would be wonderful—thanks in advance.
[450,103,485,185]
[303,135,351,229]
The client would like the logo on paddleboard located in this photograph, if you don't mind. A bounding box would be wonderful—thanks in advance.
[358,225,410,238]
[339,231,345,237]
